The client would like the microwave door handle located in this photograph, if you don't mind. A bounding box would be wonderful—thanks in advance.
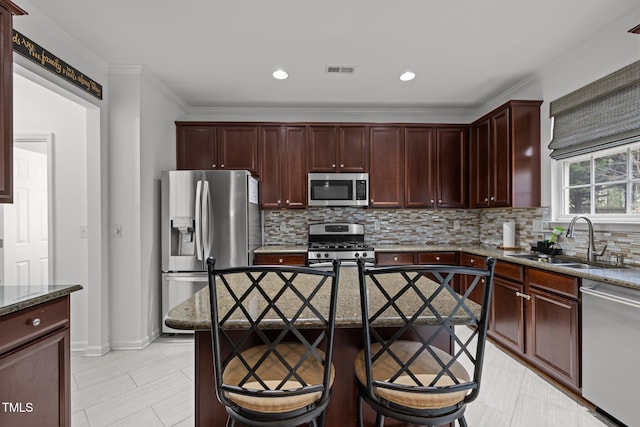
[195,180,203,261]
[202,180,211,261]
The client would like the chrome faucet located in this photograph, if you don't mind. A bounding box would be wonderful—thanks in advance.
[566,216,607,263]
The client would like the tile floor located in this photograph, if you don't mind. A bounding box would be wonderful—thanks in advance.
[70,330,620,427]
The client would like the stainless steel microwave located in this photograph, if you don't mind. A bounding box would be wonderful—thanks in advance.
[308,173,369,207]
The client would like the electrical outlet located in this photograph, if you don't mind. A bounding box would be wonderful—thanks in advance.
[532,220,543,233]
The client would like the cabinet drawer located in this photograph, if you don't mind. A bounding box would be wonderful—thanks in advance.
[0,297,70,355]
[460,253,485,268]
[495,260,524,283]
[527,268,579,299]
[253,253,306,266]
[417,252,458,265]
[376,252,415,265]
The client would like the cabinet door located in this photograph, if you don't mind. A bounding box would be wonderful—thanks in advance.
[307,126,338,172]
[258,127,283,209]
[0,328,70,427]
[282,127,307,209]
[217,126,258,173]
[490,277,525,353]
[491,109,511,207]
[469,119,491,208]
[338,126,368,172]
[369,127,403,208]
[176,125,217,170]
[526,287,580,390]
[404,127,435,208]
[435,127,467,208]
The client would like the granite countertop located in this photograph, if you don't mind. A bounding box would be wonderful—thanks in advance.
[165,266,479,331]
[0,284,83,317]
[255,245,308,254]
[256,244,640,291]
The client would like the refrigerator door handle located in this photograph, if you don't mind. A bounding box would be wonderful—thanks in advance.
[202,180,211,261]
[195,180,203,261]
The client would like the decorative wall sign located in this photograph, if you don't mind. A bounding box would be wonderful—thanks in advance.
[12,30,103,100]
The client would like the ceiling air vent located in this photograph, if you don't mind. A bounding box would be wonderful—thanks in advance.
[326,66,355,74]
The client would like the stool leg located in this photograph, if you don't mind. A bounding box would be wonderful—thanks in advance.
[375,412,385,427]
[225,417,235,427]
[356,394,364,427]
[458,415,468,427]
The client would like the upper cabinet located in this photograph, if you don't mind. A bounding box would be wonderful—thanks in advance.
[259,126,307,209]
[175,123,258,174]
[470,100,542,208]
[435,127,468,209]
[307,125,368,172]
[369,126,403,208]
[0,0,27,204]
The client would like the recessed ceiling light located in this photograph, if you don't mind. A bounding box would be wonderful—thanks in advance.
[400,71,416,82]
[272,69,288,80]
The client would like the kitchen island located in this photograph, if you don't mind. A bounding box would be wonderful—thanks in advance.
[0,284,82,427]
[165,266,478,427]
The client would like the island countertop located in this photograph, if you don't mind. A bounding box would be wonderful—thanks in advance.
[0,284,83,317]
[165,266,479,331]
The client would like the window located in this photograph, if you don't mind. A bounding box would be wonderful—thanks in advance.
[562,143,640,216]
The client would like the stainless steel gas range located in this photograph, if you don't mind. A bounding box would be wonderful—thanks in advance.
[307,223,375,264]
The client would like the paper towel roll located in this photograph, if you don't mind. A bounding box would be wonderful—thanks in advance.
[503,221,516,248]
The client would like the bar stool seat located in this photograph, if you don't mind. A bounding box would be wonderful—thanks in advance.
[223,343,336,413]
[354,341,469,410]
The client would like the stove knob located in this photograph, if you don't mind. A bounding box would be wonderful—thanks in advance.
[362,252,368,258]
[354,252,360,258]
[316,253,321,258]
[324,253,330,258]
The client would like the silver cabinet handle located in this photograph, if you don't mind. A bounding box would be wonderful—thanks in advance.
[490,196,495,201]
[435,256,441,261]
[430,199,434,203]
[340,164,344,167]
[31,318,41,327]
[484,197,489,201]
[212,164,216,168]
[470,259,475,264]
[516,291,531,300]
[332,164,336,168]
[285,200,289,204]
[393,256,398,261]
[278,258,284,264]
[439,199,442,203]
[221,164,225,168]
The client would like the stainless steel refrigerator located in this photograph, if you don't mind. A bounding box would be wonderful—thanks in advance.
[161,170,261,333]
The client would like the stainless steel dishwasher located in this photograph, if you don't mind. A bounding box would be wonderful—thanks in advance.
[581,279,640,426]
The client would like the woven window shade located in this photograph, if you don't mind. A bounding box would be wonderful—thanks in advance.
[548,60,640,160]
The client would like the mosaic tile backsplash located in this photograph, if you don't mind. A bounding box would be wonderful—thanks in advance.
[263,207,640,267]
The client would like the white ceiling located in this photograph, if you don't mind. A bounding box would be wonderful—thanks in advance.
[19,0,640,109]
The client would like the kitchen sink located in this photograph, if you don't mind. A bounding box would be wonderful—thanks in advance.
[506,253,626,269]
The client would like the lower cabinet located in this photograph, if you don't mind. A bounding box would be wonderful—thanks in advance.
[524,268,580,391]
[253,253,307,266]
[0,298,71,427]
[459,254,580,392]
[375,252,415,265]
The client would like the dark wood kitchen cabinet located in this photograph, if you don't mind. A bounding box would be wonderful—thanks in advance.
[259,126,306,209]
[176,123,258,174]
[524,268,580,391]
[469,100,542,208]
[307,125,368,172]
[404,127,436,208]
[368,126,403,208]
[402,126,466,209]
[489,261,525,354]
[254,253,307,266]
[0,297,71,427]
[0,0,26,204]
[435,127,467,208]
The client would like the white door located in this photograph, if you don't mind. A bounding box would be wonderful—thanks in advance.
[2,144,49,289]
